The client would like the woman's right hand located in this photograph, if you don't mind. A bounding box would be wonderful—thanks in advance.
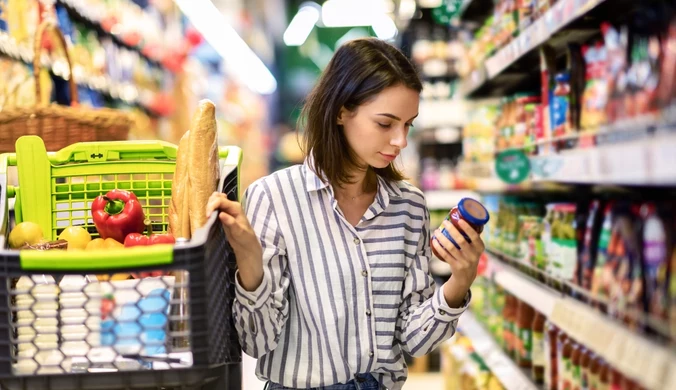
[206,192,264,291]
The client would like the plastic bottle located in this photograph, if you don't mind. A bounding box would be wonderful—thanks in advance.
[503,295,517,358]
[571,343,582,390]
[589,354,601,390]
[532,312,546,384]
[516,300,535,368]
[559,333,572,390]
[598,360,610,390]
[544,321,559,390]
[580,349,593,390]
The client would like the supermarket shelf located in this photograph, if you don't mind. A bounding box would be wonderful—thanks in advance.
[460,0,607,98]
[485,249,676,390]
[530,124,676,186]
[57,0,164,68]
[457,311,541,390]
[0,31,162,113]
[424,189,480,210]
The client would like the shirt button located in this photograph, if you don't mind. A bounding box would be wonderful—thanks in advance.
[438,309,446,315]
[353,237,360,245]
[366,309,371,316]
[248,300,255,306]
[362,270,368,277]
[369,351,374,357]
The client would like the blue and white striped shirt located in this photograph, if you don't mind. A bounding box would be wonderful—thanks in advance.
[233,161,470,390]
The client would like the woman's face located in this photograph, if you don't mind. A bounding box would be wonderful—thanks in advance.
[338,84,419,170]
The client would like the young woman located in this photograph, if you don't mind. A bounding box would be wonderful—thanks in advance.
[206,38,485,390]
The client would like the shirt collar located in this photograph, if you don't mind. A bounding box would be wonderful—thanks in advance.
[303,158,403,199]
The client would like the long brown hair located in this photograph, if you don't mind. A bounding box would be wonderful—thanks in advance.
[299,38,422,188]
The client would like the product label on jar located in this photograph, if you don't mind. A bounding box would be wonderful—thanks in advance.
[532,331,545,366]
[518,327,532,361]
[552,238,577,280]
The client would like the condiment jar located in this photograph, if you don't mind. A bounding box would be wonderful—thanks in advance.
[432,198,490,259]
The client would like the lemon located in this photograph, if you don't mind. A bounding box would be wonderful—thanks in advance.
[59,226,92,251]
[8,222,44,249]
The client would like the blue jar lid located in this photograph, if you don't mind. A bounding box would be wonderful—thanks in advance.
[458,198,490,226]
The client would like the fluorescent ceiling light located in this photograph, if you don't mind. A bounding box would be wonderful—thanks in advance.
[322,0,384,27]
[174,0,277,95]
[371,14,397,40]
[283,2,321,46]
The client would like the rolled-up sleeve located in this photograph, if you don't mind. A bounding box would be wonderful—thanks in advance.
[232,181,290,358]
[395,204,470,357]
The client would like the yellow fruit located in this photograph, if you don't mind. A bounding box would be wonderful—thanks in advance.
[58,226,92,251]
[8,222,44,249]
[104,238,124,249]
[86,238,105,251]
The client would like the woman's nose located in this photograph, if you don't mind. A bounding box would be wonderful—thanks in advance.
[391,127,408,149]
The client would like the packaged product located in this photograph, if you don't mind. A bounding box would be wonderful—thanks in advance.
[591,202,615,303]
[578,201,605,289]
[539,45,557,154]
[432,198,490,258]
[531,312,546,384]
[605,24,630,124]
[639,203,671,324]
[656,17,676,108]
[515,300,535,368]
[581,38,609,130]
[568,44,586,135]
[571,343,583,390]
[551,73,572,139]
[544,321,558,390]
[605,206,643,330]
[503,294,518,358]
[558,332,572,390]
[548,203,578,280]
[581,349,594,390]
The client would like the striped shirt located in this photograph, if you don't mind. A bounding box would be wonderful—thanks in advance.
[232,161,470,390]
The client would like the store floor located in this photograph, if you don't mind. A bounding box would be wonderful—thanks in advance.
[242,354,444,389]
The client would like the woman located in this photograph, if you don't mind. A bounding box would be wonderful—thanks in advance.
[206,38,485,390]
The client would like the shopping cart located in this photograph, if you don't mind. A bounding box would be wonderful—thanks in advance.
[0,135,242,389]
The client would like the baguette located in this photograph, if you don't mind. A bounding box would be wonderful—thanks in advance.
[188,100,220,235]
[169,131,191,238]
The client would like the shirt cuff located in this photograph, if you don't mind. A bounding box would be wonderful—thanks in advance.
[234,269,272,311]
[431,287,471,322]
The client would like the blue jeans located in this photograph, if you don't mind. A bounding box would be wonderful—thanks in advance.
[266,374,380,390]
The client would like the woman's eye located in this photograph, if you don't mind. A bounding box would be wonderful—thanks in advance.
[377,123,391,129]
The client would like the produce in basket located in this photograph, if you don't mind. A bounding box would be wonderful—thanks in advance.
[188,100,220,236]
[58,226,92,250]
[124,219,175,247]
[86,237,125,250]
[8,221,44,249]
[92,189,146,243]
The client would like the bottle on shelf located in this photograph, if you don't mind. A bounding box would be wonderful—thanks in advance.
[571,343,582,390]
[532,311,546,384]
[545,321,559,390]
[516,300,535,368]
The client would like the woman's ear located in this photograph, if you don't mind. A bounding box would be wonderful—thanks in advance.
[337,107,349,125]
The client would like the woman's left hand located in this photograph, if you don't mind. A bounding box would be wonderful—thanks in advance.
[432,219,485,297]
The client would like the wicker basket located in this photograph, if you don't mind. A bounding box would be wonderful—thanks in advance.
[0,20,133,152]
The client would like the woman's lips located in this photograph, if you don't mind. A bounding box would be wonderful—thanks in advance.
[379,153,397,161]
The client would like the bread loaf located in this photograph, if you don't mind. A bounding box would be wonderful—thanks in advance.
[188,100,220,235]
[169,131,191,238]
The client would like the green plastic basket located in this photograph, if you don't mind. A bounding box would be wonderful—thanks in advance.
[0,135,242,271]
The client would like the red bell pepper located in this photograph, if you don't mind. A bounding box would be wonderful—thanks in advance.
[92,190,146,243]
[124,233,175,247]
[124,217,175,247]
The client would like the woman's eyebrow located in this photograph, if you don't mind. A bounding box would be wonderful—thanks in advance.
[376,113,419,121]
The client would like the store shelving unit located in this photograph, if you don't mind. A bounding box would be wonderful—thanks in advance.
[0,30,159,109]
[456,311,541,390]
[459,0,609,98]
[486,249,676,390]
